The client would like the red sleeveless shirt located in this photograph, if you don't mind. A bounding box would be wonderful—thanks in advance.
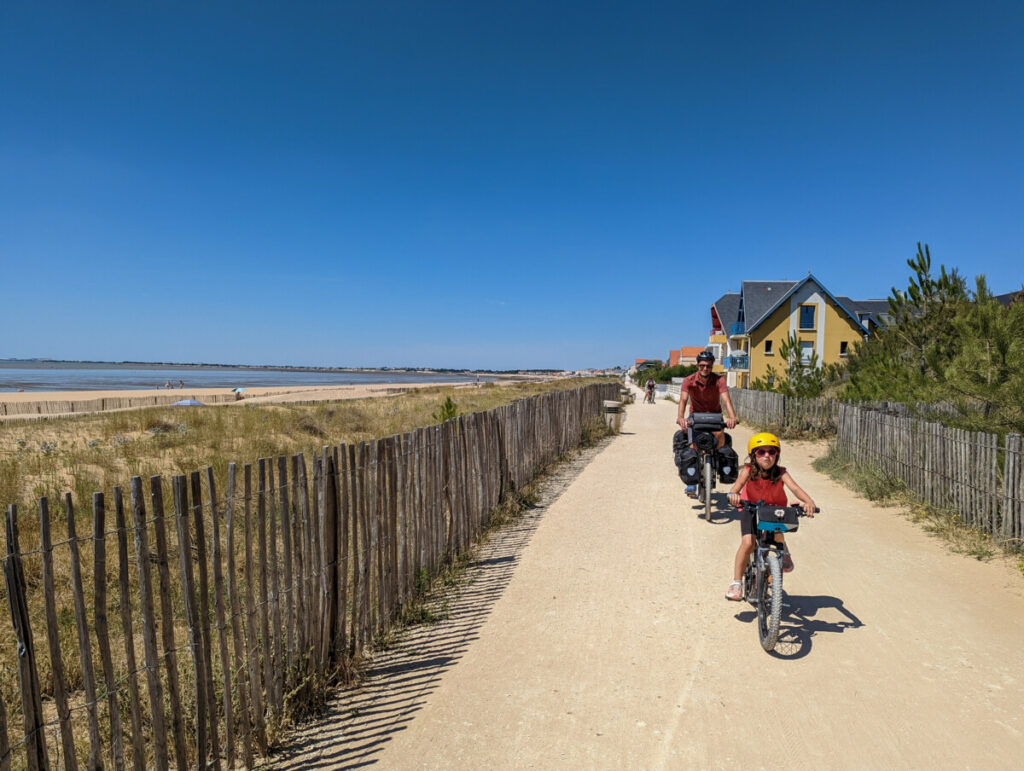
[740,465,787,505]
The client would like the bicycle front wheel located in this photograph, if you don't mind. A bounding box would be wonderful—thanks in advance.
[703,457,713,520]
[757,551,783,652]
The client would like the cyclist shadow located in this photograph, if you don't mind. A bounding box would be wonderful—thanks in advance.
[691,492,736,524]
[734,594,864,660]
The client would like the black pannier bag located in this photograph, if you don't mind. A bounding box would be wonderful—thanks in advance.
[672,430,700,484]
[717,444,739,483]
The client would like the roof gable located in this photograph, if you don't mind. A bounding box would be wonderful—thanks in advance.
[711,293,740,330]
[745,275,870,336]
[740,281,796,331]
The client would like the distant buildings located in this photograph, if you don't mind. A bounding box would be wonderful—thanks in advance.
[709,275,887,388]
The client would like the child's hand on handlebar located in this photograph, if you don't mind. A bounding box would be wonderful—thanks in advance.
[793,500,817,517]
[728,492,741,507]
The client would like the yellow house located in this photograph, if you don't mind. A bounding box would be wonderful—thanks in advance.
[710,276,886,388]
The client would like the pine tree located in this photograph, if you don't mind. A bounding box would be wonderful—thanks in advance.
[844,243,967,403]
[941,276,1024,431]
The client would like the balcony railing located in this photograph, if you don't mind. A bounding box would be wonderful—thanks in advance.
[723,354,750,371]
[730,322,746,337]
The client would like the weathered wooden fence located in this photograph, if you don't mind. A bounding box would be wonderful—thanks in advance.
[731,388,1024,543]
[0,382,619,770]
[730,389,839,433]
[0,393,242,417]
[833,402,1023,541]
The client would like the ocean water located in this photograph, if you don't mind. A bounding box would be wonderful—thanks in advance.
[0,362,492,392]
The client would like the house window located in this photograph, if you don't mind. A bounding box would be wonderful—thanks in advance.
[799,305,816,330]
[799,341,815,365]
[840,341,849,357]
[707,344,722,361]
[764,340,774,356]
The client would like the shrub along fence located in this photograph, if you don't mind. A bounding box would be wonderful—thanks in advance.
[730,388,1024,544]
[0,382,619,770]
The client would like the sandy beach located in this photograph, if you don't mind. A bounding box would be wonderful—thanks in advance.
[0,379,538,420]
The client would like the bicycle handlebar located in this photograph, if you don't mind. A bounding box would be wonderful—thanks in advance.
[736,499,820,514]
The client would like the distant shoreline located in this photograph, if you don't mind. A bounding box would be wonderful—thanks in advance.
[0,359,557,376]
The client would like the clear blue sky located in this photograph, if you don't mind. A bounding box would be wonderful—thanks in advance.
[2,1,1021,370]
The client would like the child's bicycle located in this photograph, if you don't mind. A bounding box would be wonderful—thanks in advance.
[643,386,655,404]
[738,500,818,652]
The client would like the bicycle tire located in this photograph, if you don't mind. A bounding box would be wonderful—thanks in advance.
[703,457,713,520]
[757,551,783,652]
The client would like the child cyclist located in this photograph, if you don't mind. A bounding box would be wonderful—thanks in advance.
[724,432,816,601]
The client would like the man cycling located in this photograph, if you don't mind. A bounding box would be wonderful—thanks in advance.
[644,377,656,404]
[674,351,739,497]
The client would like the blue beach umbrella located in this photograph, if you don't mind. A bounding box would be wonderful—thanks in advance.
[172,399,206,406]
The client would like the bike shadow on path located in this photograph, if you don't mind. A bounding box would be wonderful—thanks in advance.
[265,443,606,770]
[734,594,865,660]
[687,492,737,525]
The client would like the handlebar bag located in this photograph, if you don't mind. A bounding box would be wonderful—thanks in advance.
[756,505,800,533]
[688,412,725,432]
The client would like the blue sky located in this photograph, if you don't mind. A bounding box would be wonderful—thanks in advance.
[2,1,1021,370]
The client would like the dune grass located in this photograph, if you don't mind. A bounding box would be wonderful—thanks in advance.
[812,443,1015,566]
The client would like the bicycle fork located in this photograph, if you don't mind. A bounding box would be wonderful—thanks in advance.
[744,547,793,608]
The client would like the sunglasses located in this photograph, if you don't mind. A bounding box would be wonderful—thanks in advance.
[754,447,779,458]
[697,363,712,369]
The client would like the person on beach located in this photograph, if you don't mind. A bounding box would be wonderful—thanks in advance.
[724,432,816,601]
[674,350,739,497]
[164,380,172,389]
[178,380,184,388]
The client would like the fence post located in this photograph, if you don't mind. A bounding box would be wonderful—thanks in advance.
[92,492,125,771]
[113,487,146,771]
[173,474,207,770]
[207,466,235,770]
[64,493,103,770]
[189,471,220,770]
[38,496,78,769]
[150,477,188,771]
[242,465,268,754]
[129,478,170,771]
[224,463,254,769]
[4,505,48,771]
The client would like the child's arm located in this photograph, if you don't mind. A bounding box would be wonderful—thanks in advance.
[727,466,750,507]
[780,471,816,516]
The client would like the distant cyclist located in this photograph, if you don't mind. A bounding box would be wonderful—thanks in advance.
[644,378,656,404]
[675,351,739,497]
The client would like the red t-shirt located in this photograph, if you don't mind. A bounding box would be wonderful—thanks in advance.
[741,466,788,505]
[681,371,728,414]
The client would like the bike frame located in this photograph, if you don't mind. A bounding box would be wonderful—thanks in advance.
[687,413,725,519]
[743,531,787,602]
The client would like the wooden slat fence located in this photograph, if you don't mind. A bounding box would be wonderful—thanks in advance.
[731,388,1024,545]
[0,382,619,769]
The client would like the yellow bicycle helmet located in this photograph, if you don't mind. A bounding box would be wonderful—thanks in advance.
[748,432,781,456]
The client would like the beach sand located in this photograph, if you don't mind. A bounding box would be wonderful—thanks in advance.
[0,379,535,420]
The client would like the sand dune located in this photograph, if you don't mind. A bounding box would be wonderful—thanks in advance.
[0,380,529,420]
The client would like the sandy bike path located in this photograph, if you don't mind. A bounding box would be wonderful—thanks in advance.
[273,390,1024,769]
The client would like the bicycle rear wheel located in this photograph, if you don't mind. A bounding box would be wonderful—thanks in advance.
[757,551,783,652]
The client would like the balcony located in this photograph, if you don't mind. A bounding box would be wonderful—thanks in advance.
[723,354,749,371]
[730,322,746,338]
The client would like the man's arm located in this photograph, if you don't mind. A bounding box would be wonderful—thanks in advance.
[720,389,738,429]
[676,388,690,428]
